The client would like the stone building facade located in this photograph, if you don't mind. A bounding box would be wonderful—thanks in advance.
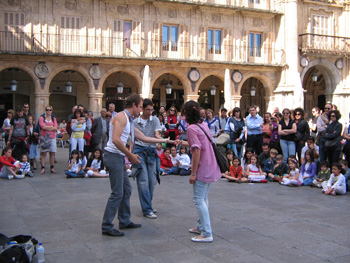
[0,0,349,123]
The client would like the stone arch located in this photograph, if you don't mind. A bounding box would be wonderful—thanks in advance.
[100,67,142,93]
[46,65,92,93]
[300,58,341,95]
[237,72,274,97]
[0,63,38,89]
[197,70,225,87]
[150,68,189,91]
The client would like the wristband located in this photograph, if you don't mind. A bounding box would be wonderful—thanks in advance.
[191,172,197,175]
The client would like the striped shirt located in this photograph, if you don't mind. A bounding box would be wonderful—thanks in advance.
[134,115,161,148]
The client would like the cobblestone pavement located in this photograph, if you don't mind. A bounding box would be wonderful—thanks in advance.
[1,147,350,263]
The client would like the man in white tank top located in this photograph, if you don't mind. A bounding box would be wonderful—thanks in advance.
[102,94,173,237]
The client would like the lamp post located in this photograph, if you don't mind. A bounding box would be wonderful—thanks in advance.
[117,72,123,94]
[65,71,72,93]
[10,79,17,92]
[166,74,172,94]
[250,86,256,96]
[312,71,318,82]
[210,84,216,96]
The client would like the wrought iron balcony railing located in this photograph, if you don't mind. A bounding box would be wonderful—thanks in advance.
[0,31,283,65]
[299,33,350,55]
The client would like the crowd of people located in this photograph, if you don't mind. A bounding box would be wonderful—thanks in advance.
[1,96,350,242]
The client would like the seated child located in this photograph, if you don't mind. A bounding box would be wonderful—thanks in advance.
[19,154,33,177]
[322,162,347,195]
[281,158,302,186]
[85,148,108,178]
[170,146,180,175]
[0,147,22,179]
[156,143,164,156]
[241,148,253,177]
[222,156,247,183]
[159,147,177,175]
[178,146,191,176]
[264,148,278,174]
[79,151,87,173]
[311,161,331,188]
[221,149,234,178]
[125,156,132,177]
[247,155,267,183]
[65,150,85,178]
[267,154,288,182]
[339,160,350,191]
[301,149,317,186]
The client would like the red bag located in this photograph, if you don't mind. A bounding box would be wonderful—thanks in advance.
[84,131,92,146]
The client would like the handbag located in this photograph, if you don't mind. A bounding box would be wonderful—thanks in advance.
[325,136,342,149]
[84,131,92,146]
[195,124,229,173]
[294,131,302,142]
[39,133,51,149]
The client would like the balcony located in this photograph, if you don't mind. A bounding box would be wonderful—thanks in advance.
[299,33,350,55]
[0,31,282,66]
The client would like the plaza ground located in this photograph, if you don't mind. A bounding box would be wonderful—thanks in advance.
[1,147,350,263]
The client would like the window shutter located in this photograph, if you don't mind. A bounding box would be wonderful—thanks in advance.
[199,26,207,60]
[179,24,189,59]
[223,28,232,61]
[153,22,162,57]
[243,30,248,62]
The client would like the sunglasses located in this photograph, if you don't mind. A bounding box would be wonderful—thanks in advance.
[283,112,290,115]
[324,107,331,110]
[7,112,12,114]
[23,106,29,108]
[295,113,301,116]
[330,115,336,117]
[45,109,52,111]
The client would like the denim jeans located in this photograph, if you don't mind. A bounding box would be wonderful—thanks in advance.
[193,179,212,238]
[303,177,313,186]
[280,139,296,162]
[160,166,179,175]
[102,152,131,231]
[136,156,157,215]
[179,168,191,176]
[231,143,244,159]
[65,170,85,178]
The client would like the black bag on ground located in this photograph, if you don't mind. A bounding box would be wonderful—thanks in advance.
[195,124,229,173]
[0,233,38,263]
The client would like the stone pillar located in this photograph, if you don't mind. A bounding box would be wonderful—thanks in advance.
[183,94,200,102]
[34,93,50,121]
[88,92,104,117]
[231,95,242,108]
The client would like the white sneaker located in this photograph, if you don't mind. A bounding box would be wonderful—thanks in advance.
[8,175,14,180]
[15,174,25,179]
[191,236,213,243]
[144,212,157,219]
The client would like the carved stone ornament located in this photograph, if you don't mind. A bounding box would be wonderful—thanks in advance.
[168,9,177,18]
[117,5,129,14]
[212,14,221,23]
[8,0,20,6]
[34,63,49,79]
[89,65,103,80]
[65,0,77,10]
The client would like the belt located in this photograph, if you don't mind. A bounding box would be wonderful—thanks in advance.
[248,134,262,137]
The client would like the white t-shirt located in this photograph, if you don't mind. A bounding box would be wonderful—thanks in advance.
[68,159,82,172]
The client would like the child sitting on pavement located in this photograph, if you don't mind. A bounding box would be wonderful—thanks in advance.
[311,161,331,188]
[85,148,108,178]
[247,155,267,183]
[222,156,247,183]
[65,150,85,178]
[0,147,22,180]
[263,148,278,175]
[339,160,350,191]
[281,158,302,186]
[19,154,33,177]
[322,163,347,195]
[267,154,288,182]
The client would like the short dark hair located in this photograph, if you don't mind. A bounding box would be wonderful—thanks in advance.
[16,106,23,112]
[220,108,227,113]
[73,109,83,118]
[232,107,242,119]
[328,110,341,120]
[262,143,269,148]
[320,160,329,168]
[125,94,142,108]
[339,159,348,167]
[142,99,153,108]
[306,136,315,142]
[182,100,201,125]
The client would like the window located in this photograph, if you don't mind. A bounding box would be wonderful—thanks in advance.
[162,25,178,51]
[124,22,131,48]
[208,29,221,54]
[312,15,329,35]
[249,0,260,3]
[249,33,261,57]
[61,17,81,29]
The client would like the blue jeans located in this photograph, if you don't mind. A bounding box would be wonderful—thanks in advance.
[179,168,191,176]
[280,139,296,162]
[102,152,132,231]
[193,180,212,238]
[231,143,244,159]
[65,170,85,178]
[160,166,178,175]
[135,156,157,216]
[303,177,313,186]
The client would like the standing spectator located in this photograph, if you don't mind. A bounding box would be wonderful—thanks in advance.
[83,109,93,157]
[246,105,264,155]
[58,119,67,134]
[181,100,221,243]
[293,108,310,165]
[269,113,282,154]
[157,114,167,137]
[91,108,109,153]
[158,105,166,116]
[262,112,272,144]
[165,107,179,142]
[342,121,350,166]
[70,109,86,153]
[38,105,58,174]
[2,109,14,144]
[278,108,297,162]
[108,103,117,119]
[310,107,320,138]
[317,103,331,162]
[218,108,228,134]
[228,107,245,159]
[22,103,30,117]
[300,136,319,164]
[199,108,206,121]
[27,115,39,170]
[7,106,29,160]
[324,110,342,166]
[66,105,77,136]
[205,109,220,143]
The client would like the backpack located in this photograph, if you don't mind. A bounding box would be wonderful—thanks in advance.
[0,233,38,263]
